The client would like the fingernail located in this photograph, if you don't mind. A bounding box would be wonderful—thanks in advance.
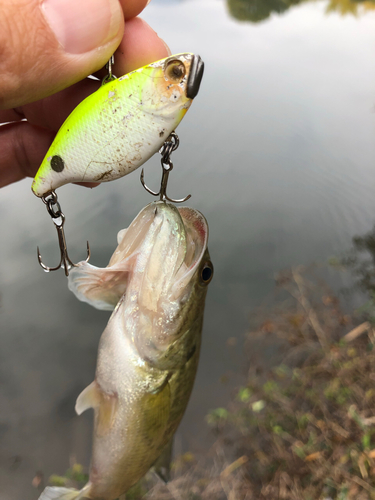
[41,0,123,54]
[162,39,172,56]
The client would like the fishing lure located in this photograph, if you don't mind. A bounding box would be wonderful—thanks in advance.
[32,53,204,197]
[33,53,204,275]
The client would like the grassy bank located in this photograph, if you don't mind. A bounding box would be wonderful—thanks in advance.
[203,267,375,500]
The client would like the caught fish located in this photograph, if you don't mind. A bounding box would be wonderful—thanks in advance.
[39,201,213,500]
[32,53,204,198]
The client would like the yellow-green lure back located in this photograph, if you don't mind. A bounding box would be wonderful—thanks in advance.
[32,53,204,198]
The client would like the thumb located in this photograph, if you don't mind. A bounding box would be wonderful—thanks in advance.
[0,0,124,109]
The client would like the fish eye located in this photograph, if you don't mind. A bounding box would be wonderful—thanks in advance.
[200,260,214,285]
[165,60,186,83]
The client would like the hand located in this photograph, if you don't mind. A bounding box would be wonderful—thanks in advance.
[0,0,170,189]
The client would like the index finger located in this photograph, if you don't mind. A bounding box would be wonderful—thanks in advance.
[1,17,169,131]
[120,0,151,19]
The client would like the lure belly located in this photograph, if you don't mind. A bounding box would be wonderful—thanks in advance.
[31,53,204,198]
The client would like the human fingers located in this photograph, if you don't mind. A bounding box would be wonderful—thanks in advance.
[0,122,55,188]
[120,0,151,19]
[0,0,125,110]
[0,121,99,189]
[0,15,170,189]
[2,18,170,132]
[97,17,171,80]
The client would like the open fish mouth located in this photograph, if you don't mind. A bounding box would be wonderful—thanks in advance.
[186,55,204,99]
[68,201,209,312]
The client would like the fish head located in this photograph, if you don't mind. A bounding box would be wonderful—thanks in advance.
[127,201,212,366]
[68,200,191,311]
[68,200,212,367]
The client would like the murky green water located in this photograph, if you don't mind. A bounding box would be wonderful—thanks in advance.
[1,0,375,497]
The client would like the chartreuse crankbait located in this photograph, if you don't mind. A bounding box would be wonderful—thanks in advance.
[32,53,204,197]
[33,53,204,276]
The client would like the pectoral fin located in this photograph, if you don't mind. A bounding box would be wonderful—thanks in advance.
[68,262,132,311]
[76,381,118,437]
[75,381,101,415]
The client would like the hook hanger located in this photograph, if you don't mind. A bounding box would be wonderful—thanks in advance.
[102,54,117,85]
[140,132,191,203]
[37,191,90,276]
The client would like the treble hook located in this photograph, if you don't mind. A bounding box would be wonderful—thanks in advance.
[37,191,90,277]
[140,132,191,203]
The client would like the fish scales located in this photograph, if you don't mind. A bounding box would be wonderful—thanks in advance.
[39,201,213,500]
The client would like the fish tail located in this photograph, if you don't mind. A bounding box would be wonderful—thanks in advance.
[38,482,92,500]
[38,486,80,500]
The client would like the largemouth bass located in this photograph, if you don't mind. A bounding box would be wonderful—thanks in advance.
[32,53,204,198]
[39,201,213,500]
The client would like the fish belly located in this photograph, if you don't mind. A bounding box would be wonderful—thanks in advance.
[88,382,172,499]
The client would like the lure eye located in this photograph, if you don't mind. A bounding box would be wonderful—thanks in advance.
[50,155,65,173]
[200,260,214,286]
[165,60,186,83]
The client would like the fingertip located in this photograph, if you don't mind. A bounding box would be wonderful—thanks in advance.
[118,0,150,20]
[161,38,172,57]
[113,17,170,75]
[0,0,125,109]
[75,181,100,189]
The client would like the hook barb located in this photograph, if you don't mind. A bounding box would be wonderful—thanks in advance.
[140,168,160,197]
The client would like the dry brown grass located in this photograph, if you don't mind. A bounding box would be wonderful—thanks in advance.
[202,267,375,500]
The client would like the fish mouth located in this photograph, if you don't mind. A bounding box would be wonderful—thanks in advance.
[186,55,204,99]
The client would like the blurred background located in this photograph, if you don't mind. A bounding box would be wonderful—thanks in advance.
[1,0,375,498]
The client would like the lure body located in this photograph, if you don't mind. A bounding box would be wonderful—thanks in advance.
[32,53,204,197]
[39,201,213,500]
